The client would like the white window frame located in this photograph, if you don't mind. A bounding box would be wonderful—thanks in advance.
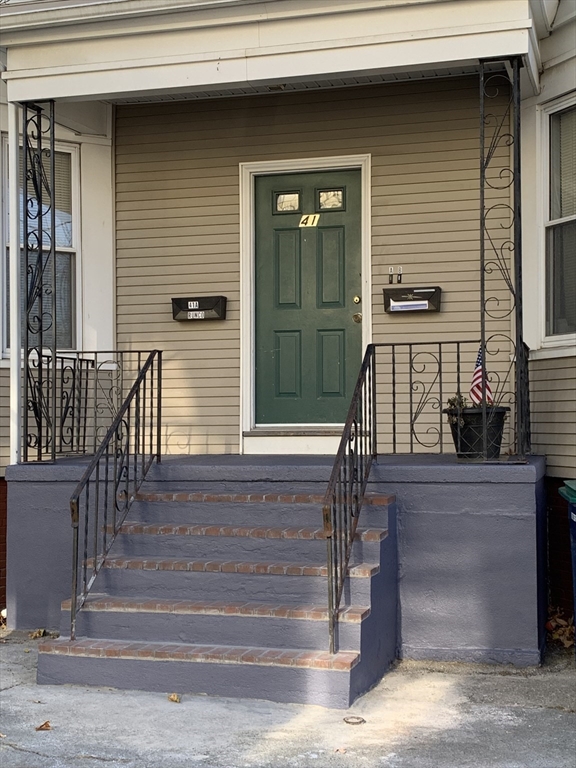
[539,92,576,352]
[0,137,82,358]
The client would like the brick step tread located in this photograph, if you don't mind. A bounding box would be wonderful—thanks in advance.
[39,639,360,671]
[62,595,370,623]
[135,490,394,506]
[115,522,387,542]
[93,557,379,577]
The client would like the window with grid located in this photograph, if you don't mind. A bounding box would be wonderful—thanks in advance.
[546,104,576,338]
[4,147,76,350]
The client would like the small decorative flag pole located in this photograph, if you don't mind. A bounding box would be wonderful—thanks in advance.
[470,346,493,405]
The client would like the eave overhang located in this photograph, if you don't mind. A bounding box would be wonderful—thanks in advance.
[0,0,541,102]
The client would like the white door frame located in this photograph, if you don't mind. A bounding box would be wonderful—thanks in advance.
[239,154,372,454]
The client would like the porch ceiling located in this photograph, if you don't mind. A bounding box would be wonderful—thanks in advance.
[1,0,539,102]
[104,63,504,105]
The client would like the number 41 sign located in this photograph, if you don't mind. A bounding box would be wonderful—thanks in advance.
[299,214,320,227]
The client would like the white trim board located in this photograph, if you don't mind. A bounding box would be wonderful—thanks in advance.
[239,154,372,455]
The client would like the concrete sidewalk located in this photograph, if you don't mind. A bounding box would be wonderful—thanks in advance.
[1,629,574,768]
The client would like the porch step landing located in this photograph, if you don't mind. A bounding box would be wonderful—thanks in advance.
[38,462,398,708]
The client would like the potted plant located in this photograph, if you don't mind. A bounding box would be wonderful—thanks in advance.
[443,393,510,460]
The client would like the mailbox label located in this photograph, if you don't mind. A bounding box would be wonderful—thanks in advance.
[188,300,199,310]
[188,311,205,320]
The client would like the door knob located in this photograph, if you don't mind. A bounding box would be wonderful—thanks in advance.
[352,313,362,324]
[353,295,361,304]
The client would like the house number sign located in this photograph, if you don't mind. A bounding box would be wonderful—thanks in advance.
[299,214,320,227]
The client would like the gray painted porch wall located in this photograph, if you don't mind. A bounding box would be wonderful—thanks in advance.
[6,457,546,672]
[370,457,547,665]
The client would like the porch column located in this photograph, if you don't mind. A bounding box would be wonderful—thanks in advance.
[8,101,21,465]
[479,57,529,460]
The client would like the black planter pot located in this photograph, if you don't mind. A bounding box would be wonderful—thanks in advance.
[443,406,510,460]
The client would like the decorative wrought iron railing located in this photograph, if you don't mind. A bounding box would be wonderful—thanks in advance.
[24,350,156,461]
[373,339,530,459]
[323,338,530,651]
[69,350,162,639]
[322,345,377,654]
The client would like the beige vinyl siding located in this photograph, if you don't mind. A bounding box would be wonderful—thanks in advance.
[115,78,513,455]
[530,356,576,478]
[0,368,8,474]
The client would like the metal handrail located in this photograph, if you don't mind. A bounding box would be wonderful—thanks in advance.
[69,349,162,639]
[322,344,377,654]
[323,336,531,651]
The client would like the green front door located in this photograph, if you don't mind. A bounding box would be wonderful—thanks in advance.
[255,170,362,424]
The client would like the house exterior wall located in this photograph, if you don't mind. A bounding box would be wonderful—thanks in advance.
[522,4,575,480]
[530,357,576,478]
[115,77,513,455]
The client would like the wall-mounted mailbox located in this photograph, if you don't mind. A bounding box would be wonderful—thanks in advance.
[383,286,442,313]
[172,296,227,321]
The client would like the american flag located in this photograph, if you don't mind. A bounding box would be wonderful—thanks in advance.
[470,346,493,405]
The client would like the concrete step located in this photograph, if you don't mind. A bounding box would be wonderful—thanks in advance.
[37,638,359,708]
[130,483,394,528]
[95,556,377,605]
[43,463,398,707]
[145,457,334,484]
[110,521,387,562]
[62,595,368,650]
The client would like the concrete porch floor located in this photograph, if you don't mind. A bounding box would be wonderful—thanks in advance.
[1,628,574,768]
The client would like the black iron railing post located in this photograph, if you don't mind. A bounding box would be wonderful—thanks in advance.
[157,351,163,463]
[22,101,58,462]
[479,62,488,459]
[512,57,527,459]
[479,57,529,459]
[70,500,79,640]
[371,345,377,459]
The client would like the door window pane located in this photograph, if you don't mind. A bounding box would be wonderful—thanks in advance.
[275,192,300,213]
[318,189,344,210]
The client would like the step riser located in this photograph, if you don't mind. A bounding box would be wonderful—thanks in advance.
[129,501,389,530]
[111,533,383,563]
[147,463,333,484]
[99,568,373,605]
[38,653,353,708]
[66,610,361,651]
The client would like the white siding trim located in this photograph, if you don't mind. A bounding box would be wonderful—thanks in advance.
[239,154,371,453]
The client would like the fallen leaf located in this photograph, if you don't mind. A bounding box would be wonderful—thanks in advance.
[335,747,347,753]
[167,693,181,703]
[35,721,51,731]
[0,733,6,738]
[29,629,47,639]
[24,649,30,654]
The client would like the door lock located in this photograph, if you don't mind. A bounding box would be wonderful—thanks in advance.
[352,313,363,324]
[353,295,361,304]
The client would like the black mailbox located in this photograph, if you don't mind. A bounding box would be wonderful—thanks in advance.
[383,286,441,313]
[172,296,227,321]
